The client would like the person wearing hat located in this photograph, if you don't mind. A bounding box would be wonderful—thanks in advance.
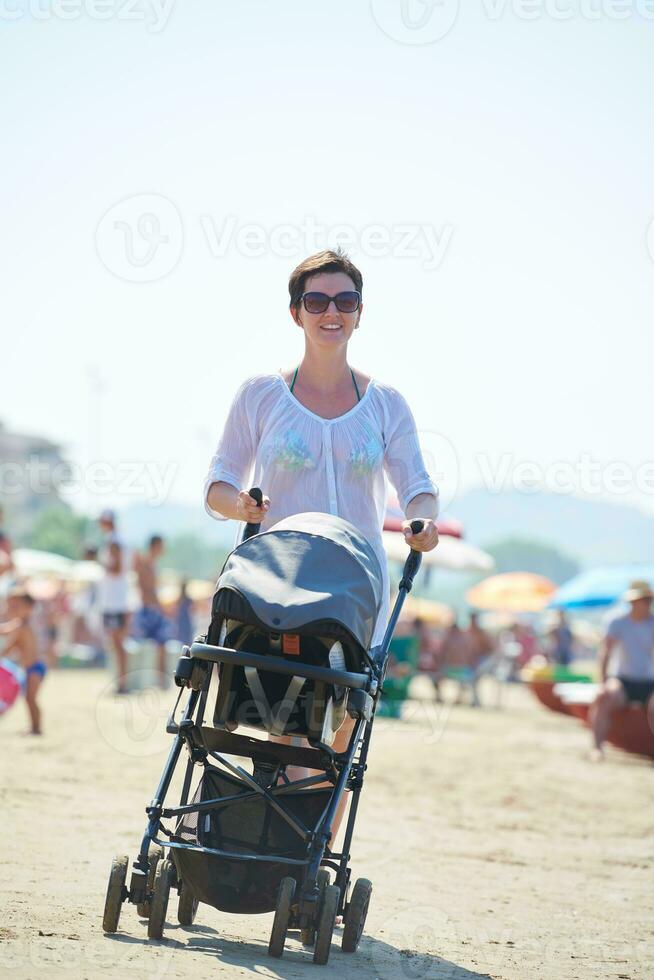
[590,580,654,758]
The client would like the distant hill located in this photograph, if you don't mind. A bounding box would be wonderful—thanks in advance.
[114,489,654,570]
[446,489,654,568]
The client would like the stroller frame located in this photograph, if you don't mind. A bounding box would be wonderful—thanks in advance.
[103,508,424,963]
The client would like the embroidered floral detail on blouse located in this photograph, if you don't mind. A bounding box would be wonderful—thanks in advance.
[265,430,316,472]
[349,426,383,476]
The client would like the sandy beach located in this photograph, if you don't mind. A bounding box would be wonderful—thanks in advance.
[1,669,652,980]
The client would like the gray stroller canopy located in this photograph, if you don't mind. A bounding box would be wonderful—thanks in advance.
[213,512,384,653]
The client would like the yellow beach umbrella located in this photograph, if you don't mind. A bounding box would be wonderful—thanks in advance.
[400,595,454,627]
[466,572,556,612]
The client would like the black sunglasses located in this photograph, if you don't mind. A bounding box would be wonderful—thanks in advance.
[301,291,361,314]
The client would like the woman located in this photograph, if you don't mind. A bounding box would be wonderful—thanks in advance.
[204,249,439,837]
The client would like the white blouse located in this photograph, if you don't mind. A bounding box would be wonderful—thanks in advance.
[204,372,438,646]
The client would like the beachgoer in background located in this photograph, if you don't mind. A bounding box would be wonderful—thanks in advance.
[0,506,14,579]
[465,612,495,708]
[513,621,540,669]
[173,580,194,647]
[98,509,130,695]
[132,535,170,686]
[42,580,69,666]
[590,580,654,759]
[414,616,444,702]
[0,591,45,734]
[548,611,574,666]
[439,619,471,705]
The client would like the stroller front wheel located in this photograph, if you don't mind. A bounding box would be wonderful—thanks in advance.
[136,845,163,919]
[102,854,128,933]
[268,876,296,958]
[147,859,173,940]
[300,868,331,946]
[177,879,199,926]
[342,877,372,953]
[313,884,339,965]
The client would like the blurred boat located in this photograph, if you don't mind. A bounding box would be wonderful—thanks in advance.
[467,572,556,612]
[555,682,654,759]
[523,664,593,716]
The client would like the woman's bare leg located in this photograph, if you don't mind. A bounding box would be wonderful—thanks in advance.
[268,715,357,841]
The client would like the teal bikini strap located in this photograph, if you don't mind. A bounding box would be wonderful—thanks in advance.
[290,366,360,402]
[350,368,361,403]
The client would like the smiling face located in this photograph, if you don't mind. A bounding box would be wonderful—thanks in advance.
[291,271,363,349]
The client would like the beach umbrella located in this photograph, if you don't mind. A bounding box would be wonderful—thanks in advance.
[12,549,74,578]
[382,531,494,573]
[69,560,104,583]
[466,572,556,612]
[551,564,654,610]
[399,595,454,627]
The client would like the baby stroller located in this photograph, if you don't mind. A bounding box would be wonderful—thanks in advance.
[102,492,425,965]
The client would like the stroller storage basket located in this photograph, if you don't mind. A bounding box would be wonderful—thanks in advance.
[171,766,332,914]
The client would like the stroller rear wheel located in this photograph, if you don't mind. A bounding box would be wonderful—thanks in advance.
[137,845,163,919]
[102,854,128,933]
[268,876,296,958]
[177,879,199,926]
[300,868,330,946]
[342,877,372,952]
[147,859,173,940]
[313,883,339,965]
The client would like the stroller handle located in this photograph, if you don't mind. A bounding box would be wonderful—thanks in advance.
[242,487,263,541]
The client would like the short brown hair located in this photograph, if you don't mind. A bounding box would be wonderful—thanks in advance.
[288,249,363,313]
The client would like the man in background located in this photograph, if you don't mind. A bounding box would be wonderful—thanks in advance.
[132,535,170,687]
[590,580,654,759]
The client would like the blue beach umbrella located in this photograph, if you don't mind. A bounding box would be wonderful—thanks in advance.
[551,564,654,610]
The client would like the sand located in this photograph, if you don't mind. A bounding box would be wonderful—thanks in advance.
[0,669,652,980]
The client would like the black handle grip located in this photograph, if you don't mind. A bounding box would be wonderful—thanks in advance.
[242,487,263,542]
[400,519,425,592]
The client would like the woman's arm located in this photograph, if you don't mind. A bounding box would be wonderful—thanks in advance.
[207,482,270,524]
[405,492,438,522]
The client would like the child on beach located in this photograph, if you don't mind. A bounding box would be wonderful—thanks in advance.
[0,591,46,735]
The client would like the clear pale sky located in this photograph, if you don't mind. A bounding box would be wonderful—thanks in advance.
[3,2,653,519]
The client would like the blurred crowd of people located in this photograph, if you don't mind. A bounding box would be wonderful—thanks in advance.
[391,608,582,709]
[0,506,204,731]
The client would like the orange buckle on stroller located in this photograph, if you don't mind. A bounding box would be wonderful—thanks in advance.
[282,634,300,655]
